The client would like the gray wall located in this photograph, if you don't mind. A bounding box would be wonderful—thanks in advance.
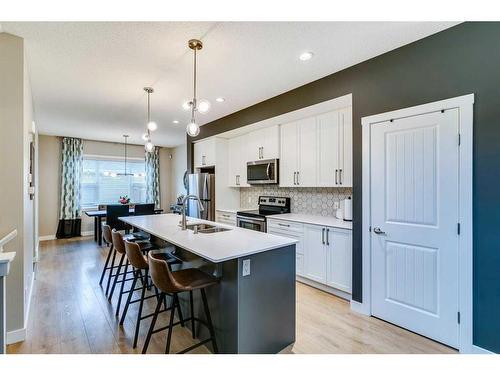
[0,33,35,334]
[188,23,500,352]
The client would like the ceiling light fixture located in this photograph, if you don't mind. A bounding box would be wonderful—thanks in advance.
[299,51,314,61]
[103,135,140,177]
[172,120,179,124]
[215,97,225,103]
[143,87,156,152]
[185,39,210,137]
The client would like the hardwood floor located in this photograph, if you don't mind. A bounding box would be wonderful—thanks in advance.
[7,236,455,354]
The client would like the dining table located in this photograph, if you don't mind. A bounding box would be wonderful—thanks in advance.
[85,208,163,246]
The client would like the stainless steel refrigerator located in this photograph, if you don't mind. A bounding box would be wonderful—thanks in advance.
[187,173,215,221]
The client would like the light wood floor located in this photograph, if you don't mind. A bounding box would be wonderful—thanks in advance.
[8,237,455,354]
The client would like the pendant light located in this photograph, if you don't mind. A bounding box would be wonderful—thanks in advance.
[143,87,156,152]
[185,39,210,137]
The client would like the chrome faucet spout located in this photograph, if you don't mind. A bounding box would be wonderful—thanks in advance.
[180,194,204,230]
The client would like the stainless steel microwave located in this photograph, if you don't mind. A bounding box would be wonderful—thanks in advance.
[247,159,279,185]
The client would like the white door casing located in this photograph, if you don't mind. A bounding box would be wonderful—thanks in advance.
[358,94,474,353]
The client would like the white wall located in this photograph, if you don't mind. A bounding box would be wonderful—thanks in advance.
[0,33,35,336]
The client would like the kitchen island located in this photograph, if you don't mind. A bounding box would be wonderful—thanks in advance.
[120,213,297,354]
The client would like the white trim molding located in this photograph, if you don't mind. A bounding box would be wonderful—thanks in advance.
[39,234,56,241]
[471,345,495,354]
[6,267,35,345]
[357,94,475,353]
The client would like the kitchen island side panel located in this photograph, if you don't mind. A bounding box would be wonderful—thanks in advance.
[237,244,296,353]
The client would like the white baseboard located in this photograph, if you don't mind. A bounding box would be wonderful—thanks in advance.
[6,273,35,345]
[6,328,26,345]
[350,299,370,316]
[39,231,94,242]
[38,234,55,241]
[471,345,495,354]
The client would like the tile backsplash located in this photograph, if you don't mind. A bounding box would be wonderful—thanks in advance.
[240,186,352,217]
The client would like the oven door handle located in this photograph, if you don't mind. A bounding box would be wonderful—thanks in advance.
[237,216,266,222]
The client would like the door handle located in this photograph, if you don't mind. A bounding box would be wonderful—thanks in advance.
[339,169,343,185]
[266,163,271,179]
[326,228,330,245]
[335,169,338,185]
[322,228,325,244]
[373,227,386,235]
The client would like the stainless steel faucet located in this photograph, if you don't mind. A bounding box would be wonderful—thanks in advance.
[180,194,204,230]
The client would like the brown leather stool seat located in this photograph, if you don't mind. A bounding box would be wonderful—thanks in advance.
[142,250,219,354]
[119,240,182,348]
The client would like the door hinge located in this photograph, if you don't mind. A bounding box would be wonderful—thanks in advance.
[457,223,461,235]
[457,311,461,324]
[458,133,461,146]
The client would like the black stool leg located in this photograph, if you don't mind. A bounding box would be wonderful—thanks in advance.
[165,293,177,354]
[105,247,117,297]
[120,268,139,325]
[116,260,129,316]
[201,288,218,354]
[108,254,124,301]
[189,290,195,338]
[133,269,148,348]
[142,293,164,354]
[99,244,113,286]
[175,293,185,327]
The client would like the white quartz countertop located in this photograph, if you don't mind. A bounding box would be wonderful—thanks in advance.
[267,213,352,230]
[120,214,297,263]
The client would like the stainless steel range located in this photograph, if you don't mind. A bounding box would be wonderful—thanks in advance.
[236,196,291,232]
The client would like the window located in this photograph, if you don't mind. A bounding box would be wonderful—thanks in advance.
[81,157,147,208]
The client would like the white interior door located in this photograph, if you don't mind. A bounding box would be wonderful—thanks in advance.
[370,108,460,348]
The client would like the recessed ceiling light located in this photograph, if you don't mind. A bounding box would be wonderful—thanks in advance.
[216,97,225,103]
[299,52,314,61]
[172,120,179,124]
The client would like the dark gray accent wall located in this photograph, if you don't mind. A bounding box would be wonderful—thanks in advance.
[187,22,500,352]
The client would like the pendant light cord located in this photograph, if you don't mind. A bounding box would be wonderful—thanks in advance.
[147,91,151,137]
[124,136,128,175]
[191,47,197,122]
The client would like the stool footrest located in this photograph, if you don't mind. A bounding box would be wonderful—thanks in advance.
[176,338,212,354]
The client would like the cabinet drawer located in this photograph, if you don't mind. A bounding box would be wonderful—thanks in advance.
[216,211,236,226]
[267,219,303,234]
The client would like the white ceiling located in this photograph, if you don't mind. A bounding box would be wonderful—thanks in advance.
[1,22,458,147]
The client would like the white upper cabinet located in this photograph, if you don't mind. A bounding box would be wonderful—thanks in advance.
[247,125,280,161]
[227,135,250,187]
[279,120,300,187]
[279,106,352,188]
[193,138,216,168]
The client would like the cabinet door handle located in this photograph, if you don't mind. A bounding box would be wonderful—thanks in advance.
[326,228,330,246]
[293,172,297,185]
[339,169,343,185]
[297,171,300,185]
[335,169,338,185]
[236,175,240,185]
[322,228,325,245]
[278,223,290,227]
[202,155,206,165]
[261,146,264,159]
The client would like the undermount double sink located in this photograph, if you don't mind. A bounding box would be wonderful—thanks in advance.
[184,223,232,234]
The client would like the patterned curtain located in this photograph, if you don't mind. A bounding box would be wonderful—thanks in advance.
[56,137,83,238]
[145,146,160,209]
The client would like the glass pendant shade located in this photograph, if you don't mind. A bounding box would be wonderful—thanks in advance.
[147,121,158,132]
[145,141,154,152]
[198,99,211,114]
[186,121,200,137]
[142,133,150,141]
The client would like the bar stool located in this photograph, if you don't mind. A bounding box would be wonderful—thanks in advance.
[99,225,115,295]
[142,250,219,354]
[108,230,154,309]
[120,240,182,348]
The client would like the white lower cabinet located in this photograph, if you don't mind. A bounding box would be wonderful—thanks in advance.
[215,210,237,226]
[267,218,352,295]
